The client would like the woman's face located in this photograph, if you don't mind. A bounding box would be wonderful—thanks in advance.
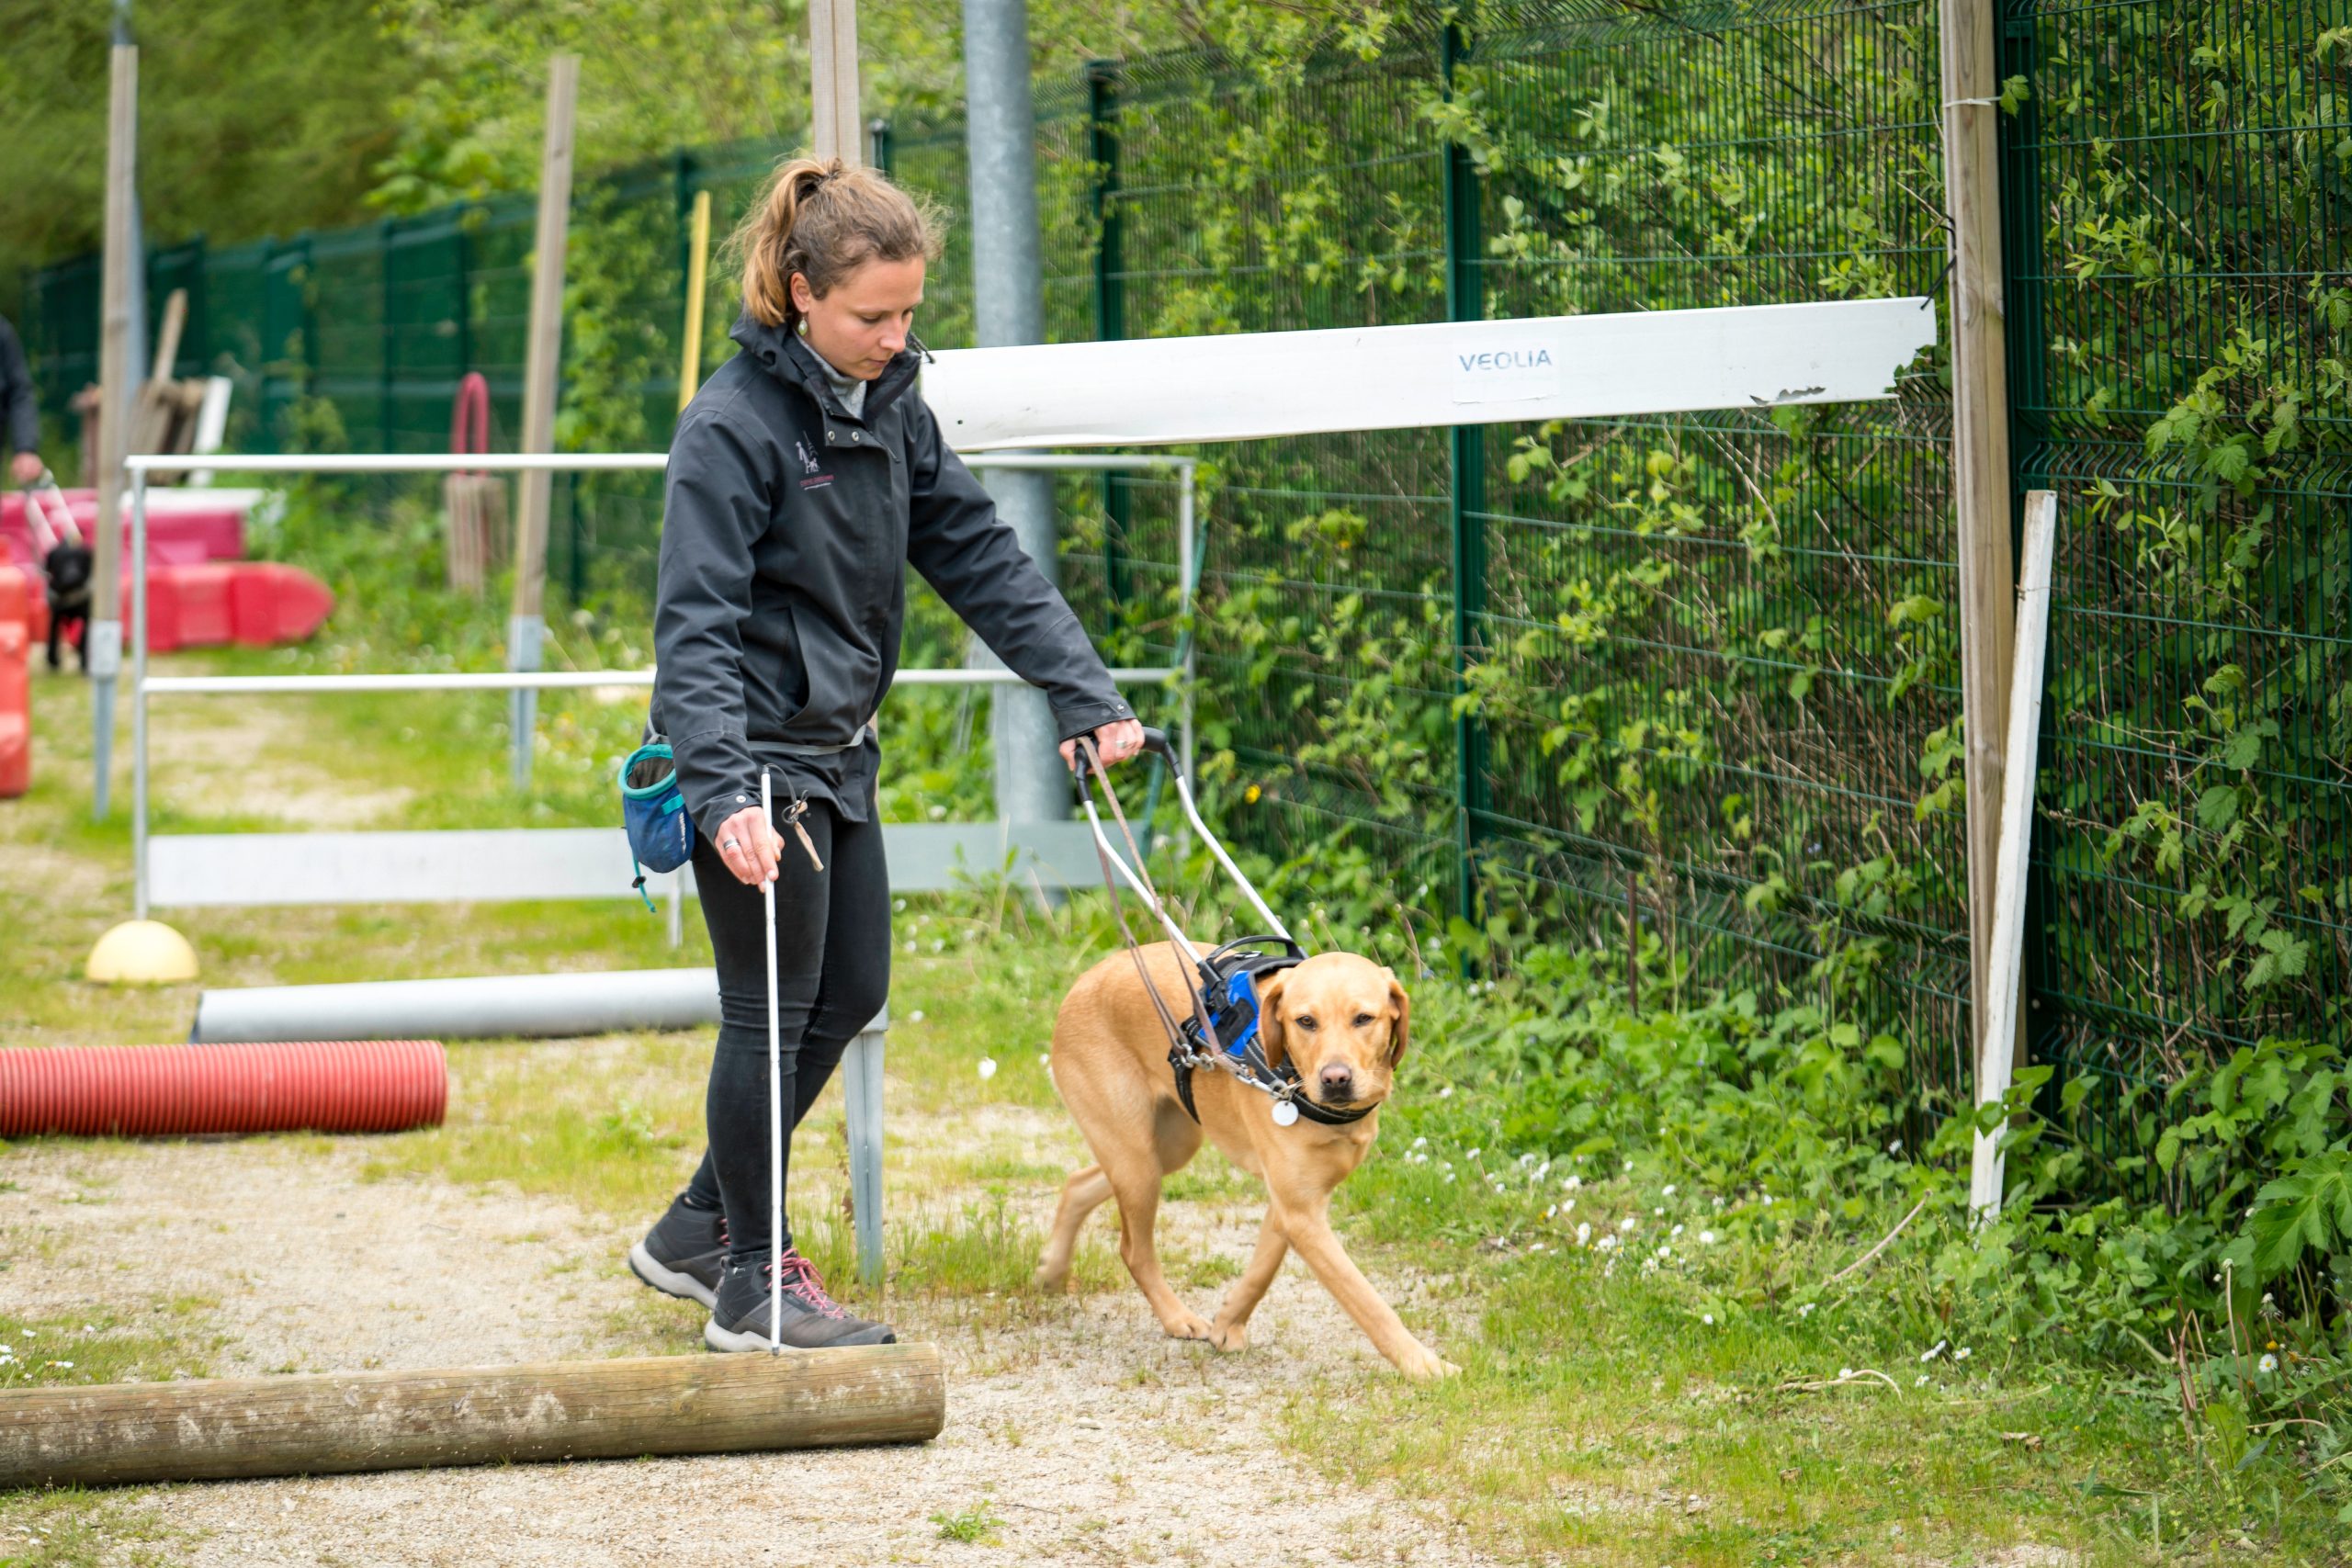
[791,255,925,381]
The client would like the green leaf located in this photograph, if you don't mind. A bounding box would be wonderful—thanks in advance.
[2222,720,2278,770]
[2194,784,2240,831]
[2243,1152,2352,1281]
[2245,929,2312,990]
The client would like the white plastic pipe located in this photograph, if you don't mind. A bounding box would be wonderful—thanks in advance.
[191,968,726,1043]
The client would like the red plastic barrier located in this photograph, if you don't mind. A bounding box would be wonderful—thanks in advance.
[0,1040,447,1138]
[0,567,28,798]
[231,561,335,647]
[0,492,245,571]
[167,563,236,648]
[133,561,334,653]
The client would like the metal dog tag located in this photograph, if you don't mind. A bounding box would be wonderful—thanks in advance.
[1271,1100,1299,1127]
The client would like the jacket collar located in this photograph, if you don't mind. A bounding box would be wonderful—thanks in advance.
[728,310,924,424]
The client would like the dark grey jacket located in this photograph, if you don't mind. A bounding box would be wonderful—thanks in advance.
[0,317,38,457]
[651,311,1133,838]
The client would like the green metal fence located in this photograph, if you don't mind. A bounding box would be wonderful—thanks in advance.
[18,0,2346,1147]
[2005,0,2351,1189]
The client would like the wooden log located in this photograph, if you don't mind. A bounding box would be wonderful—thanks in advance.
[130,293,198,483]
[0,1344,944,1489]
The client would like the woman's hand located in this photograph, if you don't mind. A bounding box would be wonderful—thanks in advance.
[1060,717,1146,773]
[713,804,786,886]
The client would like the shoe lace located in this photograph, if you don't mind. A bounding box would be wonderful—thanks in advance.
[771,1249,848,1320]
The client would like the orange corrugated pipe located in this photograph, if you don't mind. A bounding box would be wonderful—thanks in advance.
[0,1041,447,1138]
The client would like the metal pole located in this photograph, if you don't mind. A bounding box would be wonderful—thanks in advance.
[843,1022,887,1284]
[1442,20,1487,954]
[131,469,149,918]
[1178,465,1196,806]
[962,0,1065,837]
[1086,61,1130,605]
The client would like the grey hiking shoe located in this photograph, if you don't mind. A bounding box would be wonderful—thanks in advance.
[628,1194,727,1309]
[704,1248,897,1352]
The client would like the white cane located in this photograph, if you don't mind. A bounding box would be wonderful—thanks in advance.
[760,768,783,1354]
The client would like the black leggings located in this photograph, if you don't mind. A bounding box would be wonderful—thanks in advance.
[683,796,890,1263]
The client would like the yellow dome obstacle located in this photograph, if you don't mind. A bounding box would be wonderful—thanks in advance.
[85,920,198,985]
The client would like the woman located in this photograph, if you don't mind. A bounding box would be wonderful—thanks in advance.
[628,157,1145,1351]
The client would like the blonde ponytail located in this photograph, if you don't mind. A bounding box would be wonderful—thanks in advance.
[732,156,944,329]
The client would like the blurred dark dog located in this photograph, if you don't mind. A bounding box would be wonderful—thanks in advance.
[42,540,92,672]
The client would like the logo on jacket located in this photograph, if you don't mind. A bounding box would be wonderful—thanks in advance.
[795,436,821,475]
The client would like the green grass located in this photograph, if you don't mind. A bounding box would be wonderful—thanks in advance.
[0,1489,184,1568]
[1273,1254,2293,1565]
[929,1503,1003,1544]
[0,1312,218,1564]
[0,1306,222,1395]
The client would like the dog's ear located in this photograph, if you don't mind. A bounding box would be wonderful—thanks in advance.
[1254,970,1289,1072]
[1383,966,1409,1069]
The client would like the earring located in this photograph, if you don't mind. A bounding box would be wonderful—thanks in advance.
[796,318,808,338]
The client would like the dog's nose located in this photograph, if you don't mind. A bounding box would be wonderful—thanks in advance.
[1318,1064,1355,1100]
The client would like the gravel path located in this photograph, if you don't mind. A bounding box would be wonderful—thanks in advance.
[1,1128,1498,1566]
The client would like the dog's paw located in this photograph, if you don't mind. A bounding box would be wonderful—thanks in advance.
[1031,1263,1069,1293]
[1395,1345,1459,1382]
[1208,1319,1249,1353]
[1159,1308,1215,1341]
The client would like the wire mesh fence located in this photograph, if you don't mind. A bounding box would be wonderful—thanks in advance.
[17,0,2347,1163]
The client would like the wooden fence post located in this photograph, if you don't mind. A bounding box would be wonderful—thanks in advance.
[1940,0,2022,1122]
[506,53,579,792]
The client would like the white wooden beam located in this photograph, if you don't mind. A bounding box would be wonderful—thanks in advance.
[146,822,1107,908]
[921,298,1937,449]
[1970,490,2058,1221]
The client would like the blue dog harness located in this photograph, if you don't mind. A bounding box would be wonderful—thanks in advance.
[1166,935,1373,1127]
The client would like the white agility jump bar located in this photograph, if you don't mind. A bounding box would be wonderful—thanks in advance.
[143,666,1180,696]
[922,298,1939,450]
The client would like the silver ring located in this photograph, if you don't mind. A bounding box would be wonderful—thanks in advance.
[720,838,738,850]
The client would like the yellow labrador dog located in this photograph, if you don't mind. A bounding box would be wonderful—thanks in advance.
[1036,941,1456,1379]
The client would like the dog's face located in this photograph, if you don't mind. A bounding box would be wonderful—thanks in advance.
[44,543,93,597]
[1254,953,1409,1114]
